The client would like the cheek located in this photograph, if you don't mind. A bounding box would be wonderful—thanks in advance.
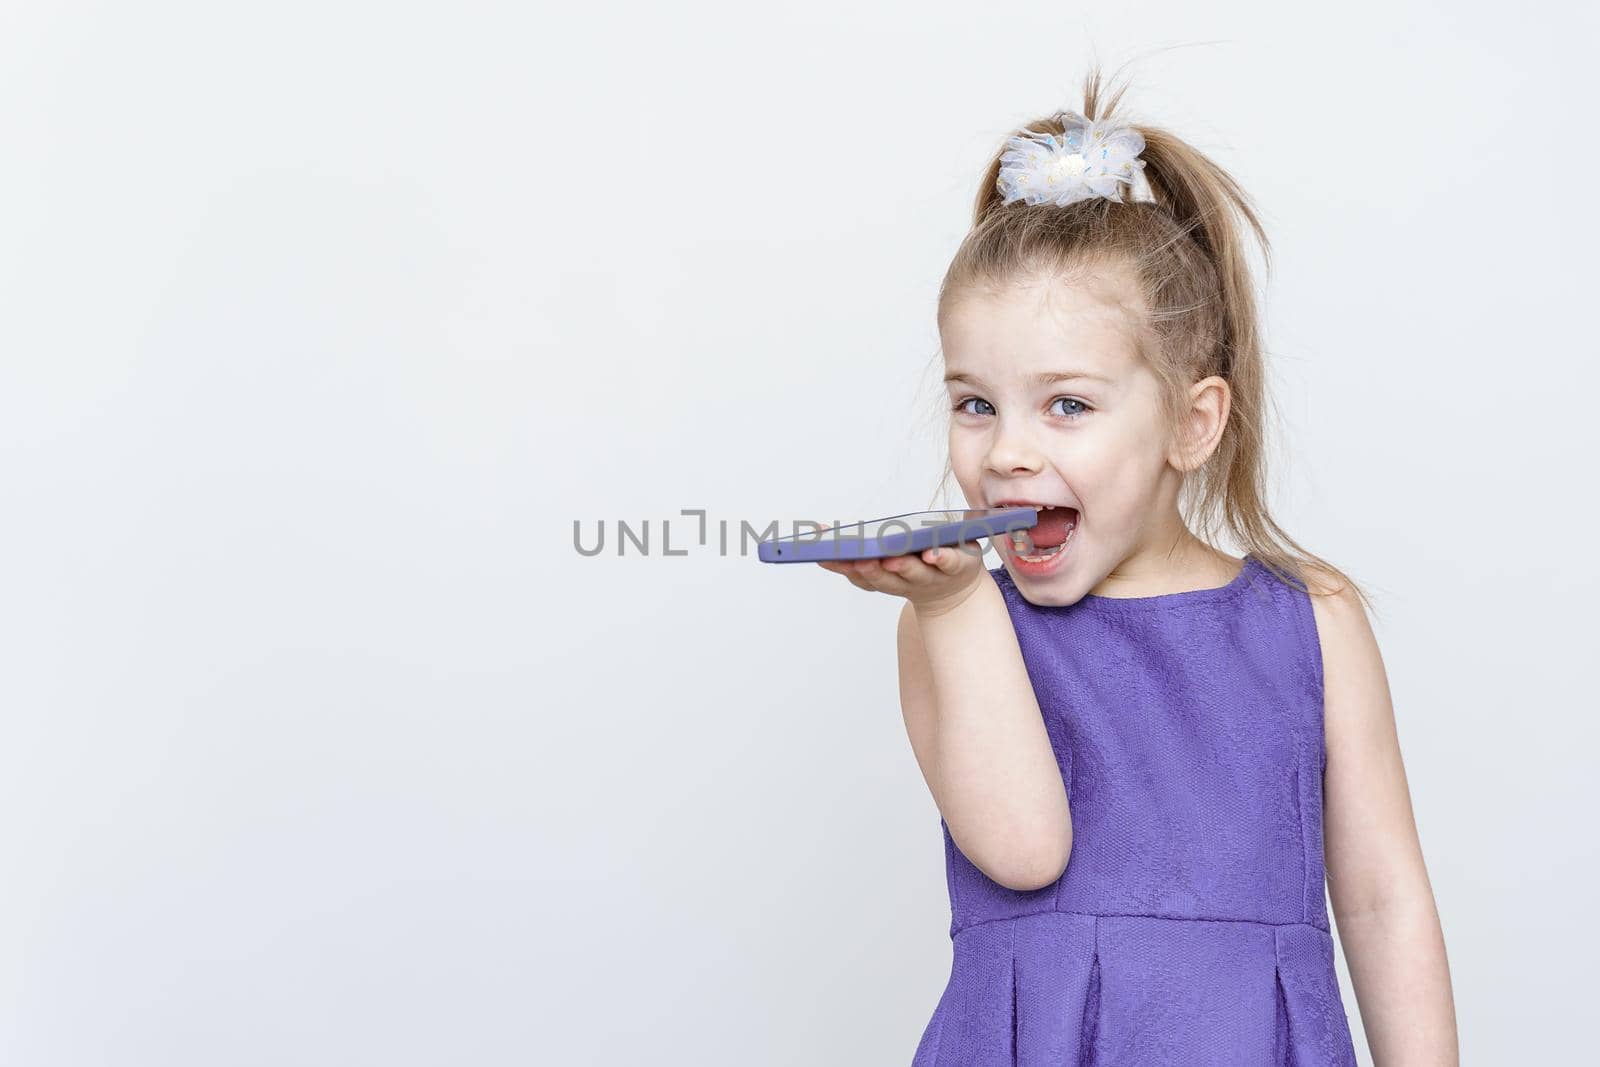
[940,431,979,489]
[947,432,983,477]
[1071,421,1168,510]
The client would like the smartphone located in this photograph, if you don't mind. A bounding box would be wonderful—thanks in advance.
[757,508,1038,563]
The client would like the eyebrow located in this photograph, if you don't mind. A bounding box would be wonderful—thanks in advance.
[943,369,1115,388]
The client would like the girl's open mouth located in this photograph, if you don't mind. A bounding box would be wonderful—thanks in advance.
[1005,504,1078,574]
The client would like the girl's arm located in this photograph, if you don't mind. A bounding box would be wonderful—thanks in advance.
[895,570,1072,892]
[1312,570,1460,1065]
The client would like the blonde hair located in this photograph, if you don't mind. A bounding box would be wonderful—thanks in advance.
[934,64,1370,611]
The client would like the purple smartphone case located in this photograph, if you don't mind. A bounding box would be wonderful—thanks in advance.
[757,508,1039,563]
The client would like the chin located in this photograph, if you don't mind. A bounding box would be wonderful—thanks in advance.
[1000,554,1088,608]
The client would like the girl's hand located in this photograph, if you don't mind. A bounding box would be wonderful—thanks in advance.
[815,531,991,618]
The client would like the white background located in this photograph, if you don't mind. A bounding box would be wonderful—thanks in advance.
[3,2,1594,1063]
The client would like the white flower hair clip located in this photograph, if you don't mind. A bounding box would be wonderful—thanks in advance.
[996,111,1156,207]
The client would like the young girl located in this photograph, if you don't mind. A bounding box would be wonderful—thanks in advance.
[819,69,1458,1065]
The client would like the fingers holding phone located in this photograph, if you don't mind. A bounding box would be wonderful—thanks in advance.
[816,533,990,616]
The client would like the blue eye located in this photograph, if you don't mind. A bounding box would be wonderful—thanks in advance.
[952,396,1091,419]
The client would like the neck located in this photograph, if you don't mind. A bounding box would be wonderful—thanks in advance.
[1088,519,1239,599]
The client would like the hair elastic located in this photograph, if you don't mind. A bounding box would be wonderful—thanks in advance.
[996,111,1157,207]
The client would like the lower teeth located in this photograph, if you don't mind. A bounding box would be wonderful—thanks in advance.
[1014,537,1070,562]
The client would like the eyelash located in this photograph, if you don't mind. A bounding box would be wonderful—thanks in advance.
[951,396,1093,420]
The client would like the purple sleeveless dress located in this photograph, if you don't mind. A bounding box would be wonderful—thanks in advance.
[912,554,1360,1066]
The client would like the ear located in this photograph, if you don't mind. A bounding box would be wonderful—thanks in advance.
[1168,375,1230,472]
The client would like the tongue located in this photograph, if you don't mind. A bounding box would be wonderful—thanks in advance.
[1028,508,1077,548]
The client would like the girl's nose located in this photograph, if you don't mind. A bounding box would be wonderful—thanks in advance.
[985,421,1045,476]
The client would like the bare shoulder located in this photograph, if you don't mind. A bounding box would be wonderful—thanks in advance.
[1300,561,1371,642]
[1298,561,1379,668]
[1299,560,1385,702]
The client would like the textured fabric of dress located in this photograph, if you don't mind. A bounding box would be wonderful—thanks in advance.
[911,554,1360,1066]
